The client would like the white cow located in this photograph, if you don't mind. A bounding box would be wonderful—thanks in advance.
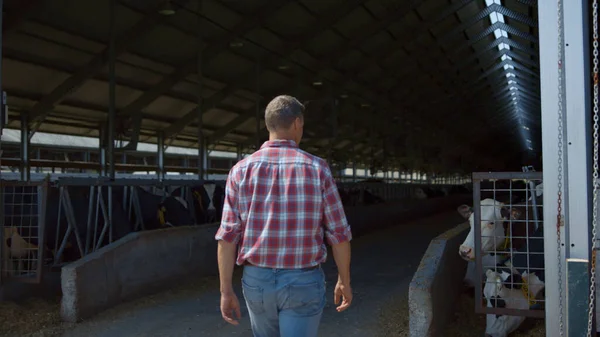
[2,227,38,277]
[483,269,545,337]
[463,253,507,287]
[457,199,510,261]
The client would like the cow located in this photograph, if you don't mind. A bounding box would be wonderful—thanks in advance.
[483,269,530,337]
[133,186,194,230]
[2,184,139,272]
[457,198,539,261]
[482,267,545,337]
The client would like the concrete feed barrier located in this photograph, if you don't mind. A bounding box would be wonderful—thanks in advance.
[61,224,219,323]
[408,221,470,337]
[60,194,471,323]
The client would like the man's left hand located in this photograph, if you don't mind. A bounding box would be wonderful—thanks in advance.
[220,291,242,325]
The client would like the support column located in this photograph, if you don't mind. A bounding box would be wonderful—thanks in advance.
[196,0,206,180]
[157,131,165,181]
[539,0,594,335]
[99,126,106,176]
[255,57,261,150]
[20,114,30,181]
[236,144,243,162]
[107,0,116,180]
[563,1,594,334]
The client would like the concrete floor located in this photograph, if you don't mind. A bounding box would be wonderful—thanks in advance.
[60,211,466,337]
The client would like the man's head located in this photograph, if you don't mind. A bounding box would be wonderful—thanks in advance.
[264,95,305,145]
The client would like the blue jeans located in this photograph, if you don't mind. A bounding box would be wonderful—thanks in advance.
[241,264,327,337]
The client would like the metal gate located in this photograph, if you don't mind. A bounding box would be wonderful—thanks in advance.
[472,171,545,318]
[0,178,48,284]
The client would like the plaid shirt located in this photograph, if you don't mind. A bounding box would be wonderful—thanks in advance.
[215,139,352,269]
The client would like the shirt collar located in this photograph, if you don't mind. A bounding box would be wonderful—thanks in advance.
[260,139,299,149]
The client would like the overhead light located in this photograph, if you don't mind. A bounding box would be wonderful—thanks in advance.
[278,65,289,70]
[340,94,348,98]
[229,41,244,48]
[523,126,530,130]
[312,81,322,86]
[361,103,370,108]
[526,139,532,143]
[158,0,176,15]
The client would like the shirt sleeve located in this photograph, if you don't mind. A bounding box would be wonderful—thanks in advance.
[215,167,243,244]
[321,164,352,245]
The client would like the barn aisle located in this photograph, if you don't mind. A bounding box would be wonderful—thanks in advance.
[59,211,466,337]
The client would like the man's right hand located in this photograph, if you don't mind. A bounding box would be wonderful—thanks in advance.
[334,280,352,312]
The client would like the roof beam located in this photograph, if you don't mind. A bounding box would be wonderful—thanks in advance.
[178,0,374,143]
[26,2,181,135]
[118,2,289,120]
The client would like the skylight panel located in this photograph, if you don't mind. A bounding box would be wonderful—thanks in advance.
[503,64,515,70]
[493,29,508,39]
[498,42,511,51]
[501,54,512,61]
[486,0,502,6]
[506,73,516,78]
[490,12,499,24]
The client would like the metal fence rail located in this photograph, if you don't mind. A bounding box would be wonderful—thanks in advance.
[0,179,48,284]
[337,181,471,204]
[472,171,545,318]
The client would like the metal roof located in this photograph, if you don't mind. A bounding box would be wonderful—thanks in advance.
[1,0,540,173]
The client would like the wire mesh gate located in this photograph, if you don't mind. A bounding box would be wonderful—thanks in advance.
[0,178,48,284]
[472,171,545,318]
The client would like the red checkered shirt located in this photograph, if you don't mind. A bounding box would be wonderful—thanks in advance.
[215,139,352,269]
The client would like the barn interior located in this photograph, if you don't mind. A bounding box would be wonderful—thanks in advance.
[0,0,553,336]
[0,0,541,177]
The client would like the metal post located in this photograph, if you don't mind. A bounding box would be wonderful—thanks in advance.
[197,0,205,180]
[539,0,594,335]
[36,149,41,173]
[563,0,594,334]
[236,144,243,162]
[157,131,165,181]
[255,57,261,150]
[20,113,30,181]
[108,0,116,180]
[99,126,106,176]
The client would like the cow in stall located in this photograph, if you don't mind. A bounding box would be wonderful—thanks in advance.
[482,269,545,337]
[457,198,546,336]
[456,198,540,262]
[2,185,137,275]
[132,186,194,230]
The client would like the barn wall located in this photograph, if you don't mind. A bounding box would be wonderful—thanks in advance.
[60,194,472,323]
[408,221,470,337]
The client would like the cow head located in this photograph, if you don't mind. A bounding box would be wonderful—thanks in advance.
[457,199,519,261]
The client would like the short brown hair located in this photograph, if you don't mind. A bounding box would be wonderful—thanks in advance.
[264,95,304,132]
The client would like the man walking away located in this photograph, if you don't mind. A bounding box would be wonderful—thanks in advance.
[215,95,353,337]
